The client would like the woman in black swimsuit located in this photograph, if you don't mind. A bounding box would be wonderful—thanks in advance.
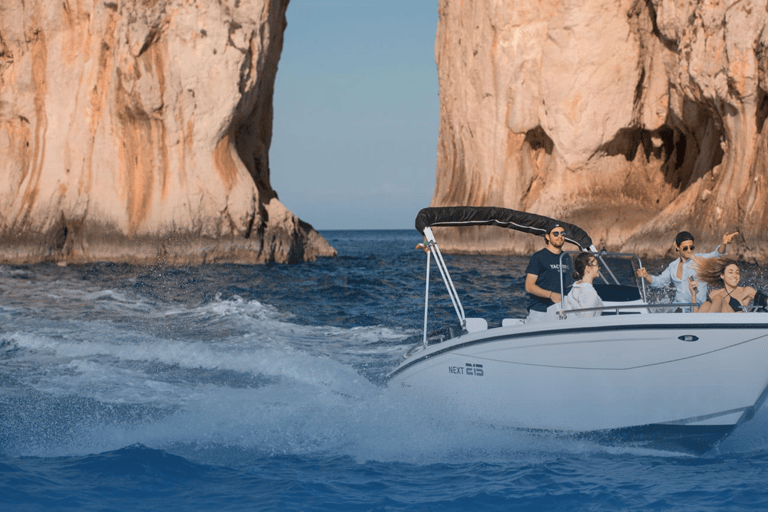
[688,257,756,313]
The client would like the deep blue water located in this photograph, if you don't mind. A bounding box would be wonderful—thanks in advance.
[3,230,768,511]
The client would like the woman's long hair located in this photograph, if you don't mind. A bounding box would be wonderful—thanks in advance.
[692,256,738,287]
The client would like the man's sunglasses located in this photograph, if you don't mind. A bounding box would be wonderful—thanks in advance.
[680,245,695,252]
[551,231,566,237]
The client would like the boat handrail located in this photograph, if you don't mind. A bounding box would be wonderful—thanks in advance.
[557,302,700,318]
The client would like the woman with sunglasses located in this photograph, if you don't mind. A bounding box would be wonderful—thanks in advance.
[635,230,739,311]
[563,253,604,317]
[687,257,756,313]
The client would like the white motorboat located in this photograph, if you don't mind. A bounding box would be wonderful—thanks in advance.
[388,207,768,454]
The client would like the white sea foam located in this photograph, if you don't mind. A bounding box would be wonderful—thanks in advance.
[8,331,364,392]
[11,328,768,464]
[7,305,763,463]
[9,328,713,463]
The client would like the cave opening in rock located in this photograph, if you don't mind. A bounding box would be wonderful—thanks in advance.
[658,104,725,191]
[596,107,724,193]
[596,127,647,161]
[757,86,768,134]
[524,126,554,154]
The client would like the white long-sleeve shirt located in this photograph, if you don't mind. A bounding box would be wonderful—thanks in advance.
[563,282,604,317]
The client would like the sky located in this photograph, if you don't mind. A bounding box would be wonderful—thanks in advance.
[269,0,439,230]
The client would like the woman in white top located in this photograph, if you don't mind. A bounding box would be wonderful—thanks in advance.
[563,253,604,317]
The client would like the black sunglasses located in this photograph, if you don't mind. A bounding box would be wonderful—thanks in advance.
[680,245,695,252]
[551,230,566,237]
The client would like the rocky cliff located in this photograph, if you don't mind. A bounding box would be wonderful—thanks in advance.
[433,0,768,260]
[0,0,335,264]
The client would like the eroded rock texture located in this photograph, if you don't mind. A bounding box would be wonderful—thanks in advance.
[433,0,768,260]
[0,0,335,264]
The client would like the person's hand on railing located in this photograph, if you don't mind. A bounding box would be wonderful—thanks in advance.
[635,267,652,284]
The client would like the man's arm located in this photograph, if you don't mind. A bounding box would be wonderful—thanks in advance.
[525,273,562,304]
[717,231,739,254]
[636,265,670,288]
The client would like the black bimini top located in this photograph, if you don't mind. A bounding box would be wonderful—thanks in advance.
[415,206,593,251]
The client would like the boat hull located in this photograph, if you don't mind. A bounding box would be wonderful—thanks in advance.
[388,313,768,453]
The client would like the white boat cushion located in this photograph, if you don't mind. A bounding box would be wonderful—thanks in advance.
[465,317,488,332]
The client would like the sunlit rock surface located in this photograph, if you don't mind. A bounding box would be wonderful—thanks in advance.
[0,0,335,264]
[432,0,768,261]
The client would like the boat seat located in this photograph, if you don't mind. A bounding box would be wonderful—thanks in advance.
[502,318,525,327]
[465,317,488,332]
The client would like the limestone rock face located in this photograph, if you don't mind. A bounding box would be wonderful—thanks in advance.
[433,0,768,261]
[0,0,335,264]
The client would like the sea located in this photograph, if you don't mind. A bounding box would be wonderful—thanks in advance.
[2,229,768,511]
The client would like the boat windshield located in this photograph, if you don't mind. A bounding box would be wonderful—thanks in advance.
[558,251,647,305]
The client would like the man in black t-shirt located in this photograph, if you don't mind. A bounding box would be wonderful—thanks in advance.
[524,222,573,322]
